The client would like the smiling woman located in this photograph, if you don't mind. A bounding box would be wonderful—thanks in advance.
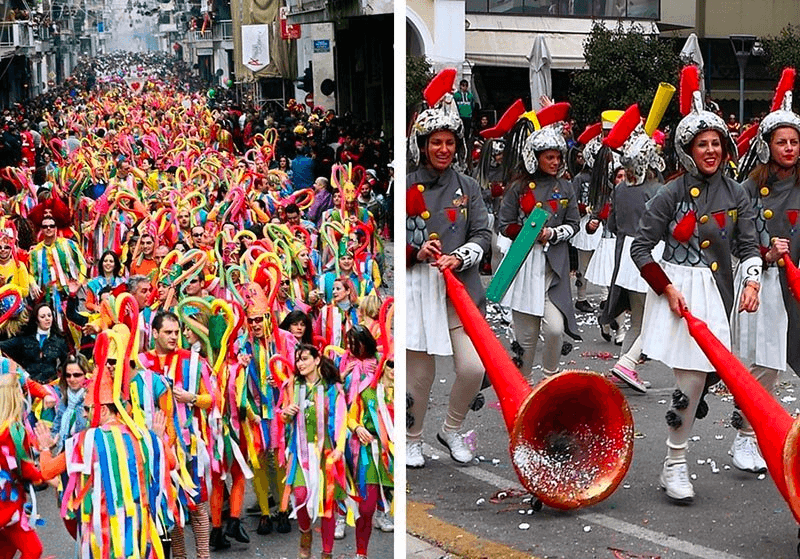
[405,69,491,469]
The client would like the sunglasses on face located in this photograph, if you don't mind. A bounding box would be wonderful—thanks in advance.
[65,372,85,379]
[247,316,264,324]
[42,224,56,230]
[106,359,117,367]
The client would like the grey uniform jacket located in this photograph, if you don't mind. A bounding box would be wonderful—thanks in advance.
[498,173,581,340]
[407,166,492,312]
[630,170,761,317]
[741,174,800,372]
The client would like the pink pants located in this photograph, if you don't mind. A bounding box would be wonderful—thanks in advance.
[294,486,335,554]
[355,485,379,555]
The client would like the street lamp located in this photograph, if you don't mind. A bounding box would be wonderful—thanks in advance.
[729,34,757,126]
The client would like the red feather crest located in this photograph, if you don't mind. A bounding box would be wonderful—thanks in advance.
[771,68,796,112]
[423,68,457,108]
[603,104,641,150]
[679,65,701,116]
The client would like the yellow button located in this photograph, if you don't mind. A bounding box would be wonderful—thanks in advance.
[421,211,430,219]
[529,182,536,190]
[701,240,711,249]
[690,187,700,198]
[429,233,439,240]
[778,257,786,267]
[710,261,718,271]
[699,215,709,224]
[761,187,770,196]
[536,202,542,208]
[764,209,774,219]
[416,184,425,192]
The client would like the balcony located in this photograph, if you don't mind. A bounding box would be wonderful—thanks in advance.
[188,28,213,42]
[213,19,232,41]
[0,21,34,57]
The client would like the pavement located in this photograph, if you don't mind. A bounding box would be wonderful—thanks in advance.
[406,274,800,559]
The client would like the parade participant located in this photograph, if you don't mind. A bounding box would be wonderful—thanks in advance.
[35,336,173,559]
[317,277,359,349]
[0,302,69,383]
[630,76,762,503]
[28,215,86,310]
[279,309,314,345]
[238,282,293,538]
[497,114,581,382]
[85,250,125,312]
[308,177,333,226]
[280,344,347,559]
[603,116,666,393]
[129,232,158,278]
[730,74,800,473]
[48,353,89,453]
[0,370,43,559]
[0,221,30,298]
[342,326,393,557]
[406,69,490,468]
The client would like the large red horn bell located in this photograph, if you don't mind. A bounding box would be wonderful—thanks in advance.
[442,269,633,509]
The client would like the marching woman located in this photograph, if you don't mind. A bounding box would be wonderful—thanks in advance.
[630,75,762,503]
[730,74,800,473]
[280,345,347,559]
[497,115,581,382]
[406,69,491,468]
[603,115,666,393]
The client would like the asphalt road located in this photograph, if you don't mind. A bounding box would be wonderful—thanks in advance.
[407,283,800,559]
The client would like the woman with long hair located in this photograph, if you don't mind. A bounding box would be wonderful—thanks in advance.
[86,250,125,312]
[279,310,314,345]
[0,302,69,383]
[280,344,346,559]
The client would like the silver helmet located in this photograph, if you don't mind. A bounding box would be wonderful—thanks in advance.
[620,125,665,185]
[753,91,800,164]
[521,123,567,176]
[408,93,466,170]
[674,90,737,177]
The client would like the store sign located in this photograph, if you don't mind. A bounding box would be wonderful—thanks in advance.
[313,39,330,53]
[241,24,270,72]
[279,7,301,40]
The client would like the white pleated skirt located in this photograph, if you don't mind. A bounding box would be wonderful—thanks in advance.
[730,266,787,371]
[585,236,616,288]
[615,237,665,293]
[570,215,603,251]
[500,243,547,316]
[407,263,453,355]
[641,261,731,372]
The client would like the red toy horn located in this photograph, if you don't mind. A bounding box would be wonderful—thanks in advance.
[481,99,526,139]
[603,104,641,150]
[679,65,701,116]
[423,68,457,108]
[737,123,759,155]
[771,68,796,112]
[442,268,633,510]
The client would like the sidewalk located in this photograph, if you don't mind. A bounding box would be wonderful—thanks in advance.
[407,533,458,559]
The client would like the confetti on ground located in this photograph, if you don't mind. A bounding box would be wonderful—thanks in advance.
[476,498,485,505]
[580,351,616,360]
[715,435,724,440]
[690,473,697,480]
[519,523,530,530]
[758,474,766,480]
[583,525,592,532]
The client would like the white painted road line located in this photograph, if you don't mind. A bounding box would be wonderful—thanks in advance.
[420,443,744,559]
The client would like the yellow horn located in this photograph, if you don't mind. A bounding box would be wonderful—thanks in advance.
[644,83,676,137]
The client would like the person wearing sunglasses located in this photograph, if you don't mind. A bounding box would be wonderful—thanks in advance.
[46,354,90,455]
[28,216,87,305]
[0,222,30,298]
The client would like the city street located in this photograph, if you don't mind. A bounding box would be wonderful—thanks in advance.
[407,284,800,559]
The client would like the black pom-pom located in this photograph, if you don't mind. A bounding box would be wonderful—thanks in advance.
[665,409,683,428]
[561,341,573,356]
[406,393,414,410]
[731,410,744,430]
[511,340,524,358]
[406,412,414,429]
[695,397,708,420]
[470,392,485,411]
[672,389,689,410]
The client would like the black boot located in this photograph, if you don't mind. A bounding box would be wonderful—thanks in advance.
[275,511,292,534]
[256,514,273,535]
[210,527,231,550]
[225,517,250,543]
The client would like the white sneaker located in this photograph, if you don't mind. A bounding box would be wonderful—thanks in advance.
[614,328,626,346]
[334,516,346,539]
[407,440,425,469]
[659,461,695,502]
[372,510,394,532]
[729,432,767,473]
[436,429,474,464]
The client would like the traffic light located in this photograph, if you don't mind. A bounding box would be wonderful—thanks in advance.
[296,63,313,92]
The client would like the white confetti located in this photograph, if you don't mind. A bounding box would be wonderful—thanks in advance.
[518,509,526,514]
[723,464,731,470]
[782,396,797,403]
[690,473,697,480]
[519,523,530,530]
[758,474,766,480]
[440,379,447,383]
[476,498,485,506]
[697,459,706,465]
[715,435,724,440]
[623,484,630,489]
[522,497,532,503]
[527,509,534,515]
[478,456,485,461]
[691,436,701,442]
[431,454,440,460]
[658,400,667,405]
[583,525,592,532]
[491,458,500,465]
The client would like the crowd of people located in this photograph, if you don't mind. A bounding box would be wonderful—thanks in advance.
[406,65,800,507]
[0,51,394,559]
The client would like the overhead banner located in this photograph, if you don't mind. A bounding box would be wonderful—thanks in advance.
[241,24,271,72]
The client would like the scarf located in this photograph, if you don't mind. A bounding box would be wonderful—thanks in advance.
[58,387,86,450]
